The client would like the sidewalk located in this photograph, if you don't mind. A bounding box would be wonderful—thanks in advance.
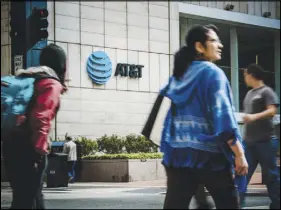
[1,174,263,188]
[1,166,268,195]
[1,178,267,196]
[1,167,265,187]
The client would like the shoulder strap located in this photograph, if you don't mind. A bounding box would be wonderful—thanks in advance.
[141,94,165,141]
[141,85,171,145]
[170,102,176,137]
[16,66,61,84]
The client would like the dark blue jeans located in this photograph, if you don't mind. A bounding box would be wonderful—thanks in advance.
[67,161,76,180]
[240,138,280,209]
[2,138,48,209]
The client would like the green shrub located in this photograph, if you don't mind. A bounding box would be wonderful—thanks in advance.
[75,136,98,156]
[82,152,163,160]
[97,135,124,154]
[124,134,158,153]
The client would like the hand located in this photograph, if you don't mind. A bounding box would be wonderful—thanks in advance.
[243,114,257,124]
[234,155,248,176]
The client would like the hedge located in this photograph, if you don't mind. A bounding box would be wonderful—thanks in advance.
[75,136,98,156]
[82,152,163,160]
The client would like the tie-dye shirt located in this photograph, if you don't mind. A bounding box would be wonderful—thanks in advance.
[160,61,247,192]
[160,61,242,169]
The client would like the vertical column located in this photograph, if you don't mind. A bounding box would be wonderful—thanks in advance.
[274,32,280,113]
[10,2,27,74]
[230,27,239,111]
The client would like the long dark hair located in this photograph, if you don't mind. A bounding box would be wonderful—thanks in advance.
[173,24,219,80]
[39,44,67,86]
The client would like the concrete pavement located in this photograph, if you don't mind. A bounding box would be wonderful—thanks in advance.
[1,171,270,209]
[1,181,270,209]
[1,176,268,196]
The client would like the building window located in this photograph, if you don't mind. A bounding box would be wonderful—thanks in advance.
[237,26,276,111]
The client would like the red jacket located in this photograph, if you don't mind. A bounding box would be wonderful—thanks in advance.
[29,78,63,155]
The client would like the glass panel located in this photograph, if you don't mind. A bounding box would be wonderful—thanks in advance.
[237,26,275,111]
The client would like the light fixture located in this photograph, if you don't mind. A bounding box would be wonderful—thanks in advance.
[224,4,234,11]
[263,12,271,18]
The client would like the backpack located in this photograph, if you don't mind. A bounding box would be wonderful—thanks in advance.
[1,76,36,133]
[1,67,60,135]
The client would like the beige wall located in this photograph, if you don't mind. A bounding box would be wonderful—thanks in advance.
[1,2,11,76]
[1,1,279,141]
[46,1,180,140]
[184,1,280,20]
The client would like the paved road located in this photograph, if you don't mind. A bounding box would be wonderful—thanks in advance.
[1,185,270,209]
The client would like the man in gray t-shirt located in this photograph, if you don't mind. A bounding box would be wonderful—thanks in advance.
[243,85,279,144]
[239,64,280,209]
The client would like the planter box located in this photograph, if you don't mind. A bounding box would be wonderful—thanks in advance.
[80,159,166,182]
[1,158,166,183]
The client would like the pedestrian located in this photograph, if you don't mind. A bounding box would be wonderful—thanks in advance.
[63,135,77,183]
[160,24,248,209]
[2,43,67,209]
[240,63,280,209]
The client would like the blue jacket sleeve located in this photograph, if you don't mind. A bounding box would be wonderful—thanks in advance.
[205,67,242,145]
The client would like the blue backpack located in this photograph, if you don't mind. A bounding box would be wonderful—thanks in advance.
[1,75,37,133]
[1,69,59,135]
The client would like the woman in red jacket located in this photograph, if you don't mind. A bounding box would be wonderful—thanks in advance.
[2,44,67,209]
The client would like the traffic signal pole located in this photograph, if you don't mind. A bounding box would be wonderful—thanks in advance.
[9,1,49,73]
[10,2,26,74]
[26,1,49,68]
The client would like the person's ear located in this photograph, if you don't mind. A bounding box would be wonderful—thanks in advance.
[195,42,205,54]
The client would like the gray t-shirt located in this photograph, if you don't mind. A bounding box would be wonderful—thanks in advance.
[243,85,279,144]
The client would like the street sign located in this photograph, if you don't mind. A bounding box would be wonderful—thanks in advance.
[14,55,23,71]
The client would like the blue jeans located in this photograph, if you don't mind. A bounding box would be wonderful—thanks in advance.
[67,161,76,180]
[240,138,280,209]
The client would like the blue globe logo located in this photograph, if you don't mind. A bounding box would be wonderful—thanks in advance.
[86,51,112,85]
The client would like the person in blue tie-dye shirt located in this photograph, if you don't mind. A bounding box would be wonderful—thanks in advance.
[160,25,248,209]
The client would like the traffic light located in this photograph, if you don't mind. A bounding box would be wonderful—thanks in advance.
[31,8,49,40]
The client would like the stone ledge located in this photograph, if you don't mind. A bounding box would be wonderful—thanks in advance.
[80,159,165,182]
